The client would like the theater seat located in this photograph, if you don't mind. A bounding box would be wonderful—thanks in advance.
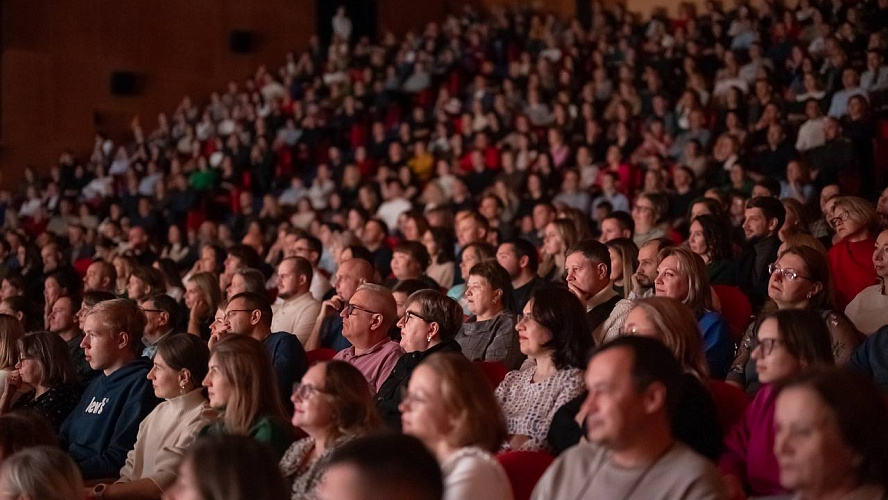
[73,258,93,278]
[475,361,508,389]
[497,450,554,500]
[306,348,336,366]
[708,380,750,436]
[712,285,753,342]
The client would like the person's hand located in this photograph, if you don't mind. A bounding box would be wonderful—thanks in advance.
[321,295,345,317]
[4,370,22,396]
[190,298,209,321]
[208,329,231,350]
[723,474,747,500]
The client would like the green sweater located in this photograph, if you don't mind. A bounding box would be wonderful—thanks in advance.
[199,414,294,459]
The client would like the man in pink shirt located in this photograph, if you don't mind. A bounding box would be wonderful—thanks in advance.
[334,283,402,391]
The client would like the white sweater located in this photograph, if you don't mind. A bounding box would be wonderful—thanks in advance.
[441,447,513,500]
[117,389,213,490]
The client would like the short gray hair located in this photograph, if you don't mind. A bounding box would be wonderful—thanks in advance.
[355,283,398,329]
[0,446,83,500]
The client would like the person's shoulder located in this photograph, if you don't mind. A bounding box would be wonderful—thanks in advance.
[446,447,505,475]
[660,442,725,482]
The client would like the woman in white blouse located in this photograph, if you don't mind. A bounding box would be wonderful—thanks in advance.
[845,228,888,334]
[88,334,214,500]
[401,352,514,500]
[495,287,590,451]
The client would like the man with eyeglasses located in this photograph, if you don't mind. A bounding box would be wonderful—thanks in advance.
[739,196,785,311]
[333,283,402,392]
[139,293,180,359]
[224,291,307,414]
[305,258,375,352]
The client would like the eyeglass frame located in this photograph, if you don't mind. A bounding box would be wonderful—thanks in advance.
[753,337,786,357]
[402,310,432,325]
[829,211,850,226]
[343,302,380,317]
[223,309,254,321]
[516,312,537,324]
[400,386,429,407]
[292,382,332,401]
[767,263,814,282]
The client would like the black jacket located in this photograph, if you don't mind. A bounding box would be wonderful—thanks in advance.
[375,340,463,430]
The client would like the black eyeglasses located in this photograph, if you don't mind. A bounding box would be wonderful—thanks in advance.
[755,338,785,356]
[768,263,813,282]
[141,308,164,314]
[403,310,432,324]
[223,309,253,321]
[343,302,379,317]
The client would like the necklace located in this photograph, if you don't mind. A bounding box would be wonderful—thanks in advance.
[570,442,675,500]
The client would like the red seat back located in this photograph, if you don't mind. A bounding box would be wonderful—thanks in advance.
[708,380,750,436]
[306,348,337,366]
[712,285,753,342]
[475,361,508,389]
[497,451,554,500]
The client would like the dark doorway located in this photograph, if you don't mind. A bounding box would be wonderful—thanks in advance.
[317,0,377,46]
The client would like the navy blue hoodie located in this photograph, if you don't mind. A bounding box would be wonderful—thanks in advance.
[59,357,160,479]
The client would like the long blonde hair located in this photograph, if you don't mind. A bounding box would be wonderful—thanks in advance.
[629,297,709,380]
[210,336,287,435]
[0,314,24,370]
[657,246,713,315]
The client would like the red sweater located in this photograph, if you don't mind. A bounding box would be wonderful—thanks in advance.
[828,237,878,310]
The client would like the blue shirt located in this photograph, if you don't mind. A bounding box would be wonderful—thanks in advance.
[698,310,734,380]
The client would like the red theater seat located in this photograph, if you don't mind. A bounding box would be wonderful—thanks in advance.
[497,450,554,500]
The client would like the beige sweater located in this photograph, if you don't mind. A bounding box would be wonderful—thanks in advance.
[117,389,214,490]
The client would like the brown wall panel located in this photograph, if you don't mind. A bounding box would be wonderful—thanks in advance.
[1,0,315,182]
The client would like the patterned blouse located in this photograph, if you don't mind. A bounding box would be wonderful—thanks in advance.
[279,434,355,500]
[12,384,82,431]
[495,360,585,452]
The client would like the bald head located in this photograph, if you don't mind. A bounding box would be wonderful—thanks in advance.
[335,258,376,300]
[341,283,397,347]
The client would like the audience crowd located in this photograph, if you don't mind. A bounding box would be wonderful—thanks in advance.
[2,1,888,499]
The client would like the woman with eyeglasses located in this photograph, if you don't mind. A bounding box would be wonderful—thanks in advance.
[653,247,734,379]
[826,196,879,310]
[400,352,513,500]
[199,336,294,459]
[87,334,214,500]
[727,245,863,396]
[0,331,79,431]
[632,192,670,247]
[495,287,589,452]
[280,360,380,500]
[719,309,834,499]
[376,290,464,430]
[845,228,888,334]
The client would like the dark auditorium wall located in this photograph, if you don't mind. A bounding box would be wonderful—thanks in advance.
[0,0,576,183]
[0,0,316,181]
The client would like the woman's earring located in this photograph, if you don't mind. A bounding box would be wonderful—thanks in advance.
[179,382,187,395]
[426,334,432,343]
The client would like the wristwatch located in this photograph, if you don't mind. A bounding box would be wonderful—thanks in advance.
[93,484,107,500]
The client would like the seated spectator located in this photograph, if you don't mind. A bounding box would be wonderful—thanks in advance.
[306,258,374,352]
[447,242,495,315]
[0,314,22,391]
[280,360,381,500]
[391,279,436,320]
[127,266,165,303]
[377,290,463,429]
[532,336,726,500]
[605,238,638,298]
[631,238,674,300]
[224,292,307,414]
[720,309,834,498]
[139,294,180,359]
[385,241,439,289]
[333,283,402,391]
[90,334,213,500]
[83,260,117,293]
[59,298,160,479]
[47,294,97,386]
[400,352,512,500]
[729,245,864,395]
[688,214,737,286]
[850,324,888,390]
[0,331,80,430]
[845,228,888,334]
[316,434,443,500]
[828,196,879,310]
[538,219,578,283]
[455,260,522,370]
[738,196,785,310]
[565,239,631,343]
[219,244,262,298]
[293,235,332,301]
[271,257,321,346]
[631,193,670,247]
[0,446,83,500]
[184,272,222,340]
[496,238,545,312]
[547,297,722,460]
[166,435,288,500]
[200,335,294,458]
[773,368,888,500]
[422,227,456,290]
[654,247,733,379]
[361,219,393,280]
[0,411,58,464]
[496,287,589,452]
[226,267,266,300]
